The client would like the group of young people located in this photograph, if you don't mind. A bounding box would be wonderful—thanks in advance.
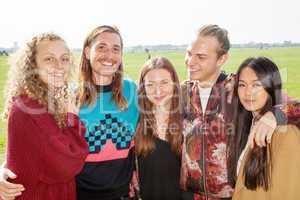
[0,24,299,200]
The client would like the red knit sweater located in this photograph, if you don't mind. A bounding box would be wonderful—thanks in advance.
[4,95,88,200]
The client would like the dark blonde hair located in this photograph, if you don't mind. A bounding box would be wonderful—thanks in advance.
[135,57,183,157]
[197,24,230,57]
[3,32,71,128]
[78,25,127,109]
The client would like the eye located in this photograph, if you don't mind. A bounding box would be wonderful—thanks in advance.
[238,82,245,87]
[161,80,170,85]
[61,56,70,63]
[113,47,121,53]
[145,83,153,87]
[97,45,106,51]
[44,57,55,62]
[253,82,262,87]
[196,54,205,60]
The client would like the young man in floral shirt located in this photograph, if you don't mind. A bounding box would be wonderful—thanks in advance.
[180,24,300,200]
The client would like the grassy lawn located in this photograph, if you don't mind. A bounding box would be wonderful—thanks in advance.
[0,47,300,162]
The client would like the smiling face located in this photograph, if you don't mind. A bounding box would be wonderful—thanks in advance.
[35,40,71,88]
[185,36,228,85]
[144,68,174,107]
[84,32,122,84]
[238,67,269,116]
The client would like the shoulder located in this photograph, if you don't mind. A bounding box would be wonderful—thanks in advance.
[271,124,300,150]
[274,124,300,137]
[123,78,137,88]
[123,79,138,97]
[9,95,44,119]
[8,96,42,133]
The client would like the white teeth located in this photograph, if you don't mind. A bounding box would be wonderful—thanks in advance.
[102,61,113,66]
[189,68,200,72]
[54,73,64,77]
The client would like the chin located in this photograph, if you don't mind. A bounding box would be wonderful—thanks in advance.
[243,105,256,112]
[189,74,197,80]
[189,73,203,81]
[100,71,118,77]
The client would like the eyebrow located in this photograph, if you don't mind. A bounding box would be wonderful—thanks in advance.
[42,52,70,57]
[97,42,121,48]
[146,79,172,82]
[238,79,259,82]
[187,50,207,57]
[195,53,207,57]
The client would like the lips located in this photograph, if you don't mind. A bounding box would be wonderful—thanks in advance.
[243,99,256,105]
[48,71,65,78]
[101,61,114,67]
[188,67,202,73]
[154,96,166,101]
[97,59,117,67]
[53,73,64,77]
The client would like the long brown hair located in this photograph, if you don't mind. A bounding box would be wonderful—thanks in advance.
[228,57,283,190]
[135,57,183,158]
[78,25,127,109]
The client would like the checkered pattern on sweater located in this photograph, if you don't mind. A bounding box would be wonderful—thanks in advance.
[85,114,134,153]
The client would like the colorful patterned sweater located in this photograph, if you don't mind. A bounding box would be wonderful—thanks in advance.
[76,79,139,200]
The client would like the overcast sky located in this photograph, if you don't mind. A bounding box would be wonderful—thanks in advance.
[1,0,299,48]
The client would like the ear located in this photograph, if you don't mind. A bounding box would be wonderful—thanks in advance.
[84,46,91,60]
[217,53,229,67]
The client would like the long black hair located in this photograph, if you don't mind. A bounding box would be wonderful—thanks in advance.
[227,56,282,190]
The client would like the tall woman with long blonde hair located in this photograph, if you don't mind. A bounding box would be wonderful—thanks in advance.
[0,33,88,200]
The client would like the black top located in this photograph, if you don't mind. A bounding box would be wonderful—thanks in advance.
[95,83,113,93]
[138,137,182,200]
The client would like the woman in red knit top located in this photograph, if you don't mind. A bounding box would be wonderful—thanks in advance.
[0,33,88,200]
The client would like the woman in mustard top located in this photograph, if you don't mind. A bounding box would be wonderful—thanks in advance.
[228,56,300,200]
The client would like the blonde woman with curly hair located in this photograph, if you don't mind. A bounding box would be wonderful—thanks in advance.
[0,33,88,200]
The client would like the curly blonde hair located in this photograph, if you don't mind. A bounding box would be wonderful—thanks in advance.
[3,32,72,128]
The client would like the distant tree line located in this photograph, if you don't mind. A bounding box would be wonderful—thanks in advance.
[0,50,9,56]
[3,41,300,55]
[123,41,300,52]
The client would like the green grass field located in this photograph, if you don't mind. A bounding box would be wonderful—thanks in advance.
[0,47,300,162]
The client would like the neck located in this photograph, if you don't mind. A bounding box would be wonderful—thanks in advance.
[252,111,260,119]
[198,71,221,88]
[154,105,170,140]
[93,74,113,86]
[154,101,171,115]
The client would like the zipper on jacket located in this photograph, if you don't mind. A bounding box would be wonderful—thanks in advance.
[202,120,209,200]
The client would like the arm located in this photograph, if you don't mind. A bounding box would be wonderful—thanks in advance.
[0,167,24,200]
[269,125,300,199]
[9,106,88,184]
[37,113,88,184]
[275,99,300,125]
[248,100,300,148]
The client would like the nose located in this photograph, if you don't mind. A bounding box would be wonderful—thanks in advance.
[103,49,114,60]
[56,62,64,70]
[51,58,64,70]
[245,86,254,98]
[185,54,197,68]
[154,85,163,96]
